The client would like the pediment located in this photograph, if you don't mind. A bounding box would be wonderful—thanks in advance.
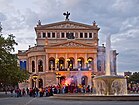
[48,41,95,48]
[37,21,99,30]
[46,23,88,29]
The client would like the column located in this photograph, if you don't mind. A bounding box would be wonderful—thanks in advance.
[55,53,58,70]
[65,32,66,39]
[75,53,78,68]
[65,53,68,68]
[29,77,32,88]
[43,77,45,88]
[94,54,97,73]
[35,56,37,73]
[28,58,31,73]
[46,54,49,72]
[85,54,88,69]
[26,58,29,72]
[88,74,92,86]
[77,76,81,86]
[36,78,39,88]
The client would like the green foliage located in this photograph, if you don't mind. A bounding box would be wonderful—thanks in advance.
[0,34,29,86]
[128,72,139,83]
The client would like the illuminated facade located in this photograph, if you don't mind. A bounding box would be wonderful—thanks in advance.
[18,19,118,88]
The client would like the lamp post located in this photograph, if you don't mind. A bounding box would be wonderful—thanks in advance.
[56,73,61,85]
[32,74,38,88]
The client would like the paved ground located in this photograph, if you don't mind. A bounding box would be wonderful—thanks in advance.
[0,93,139,105]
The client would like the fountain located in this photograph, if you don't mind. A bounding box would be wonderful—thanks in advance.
[93,35,127,95]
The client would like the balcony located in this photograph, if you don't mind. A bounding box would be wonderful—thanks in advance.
[57,68,92,71]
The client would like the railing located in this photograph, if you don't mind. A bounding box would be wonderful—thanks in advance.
[48,67,93,71]
[57,68,93,71]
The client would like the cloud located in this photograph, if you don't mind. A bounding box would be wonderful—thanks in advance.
[0,0,139,72]
[0,12,7,21]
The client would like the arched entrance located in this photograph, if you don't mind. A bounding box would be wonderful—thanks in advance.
[60,76,66,85]
[70,76,77,86]
[49,57,55,71]
[81,76,88,86]
[70,76,77,93]
[38,78,43,88]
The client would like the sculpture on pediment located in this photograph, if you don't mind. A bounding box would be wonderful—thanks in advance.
[59,42,83,47]
[63,11,70,20]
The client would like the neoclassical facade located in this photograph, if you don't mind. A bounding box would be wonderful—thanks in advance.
[18,19,118,88]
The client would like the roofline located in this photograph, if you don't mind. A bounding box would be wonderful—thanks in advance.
[35,20,100,31]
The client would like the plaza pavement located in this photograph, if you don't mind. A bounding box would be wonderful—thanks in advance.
[0,92,139,105]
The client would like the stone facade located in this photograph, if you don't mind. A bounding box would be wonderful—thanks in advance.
[18,20,118,88]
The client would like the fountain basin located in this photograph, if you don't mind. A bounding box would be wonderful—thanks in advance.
[93,75,127,95]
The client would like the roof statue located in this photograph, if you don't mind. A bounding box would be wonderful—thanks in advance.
[63,11,70,21]
[38,20,41,25]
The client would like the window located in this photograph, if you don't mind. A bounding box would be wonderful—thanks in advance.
[97,60,101,71]
[85,33,88,38]
[43,32,46,38]
[80,33,83,38]
[38,60,43,72]
[32,61,35,72]
[89,33,92,38]
[47,33,51,38]
[52,33,55,38]
[38,32,41,38]
[66,32,75,39]
[20,61,26,70]
[61,33,65,38]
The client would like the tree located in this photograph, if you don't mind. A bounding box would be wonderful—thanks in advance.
[128,72,139,84]
[0,26,29,88]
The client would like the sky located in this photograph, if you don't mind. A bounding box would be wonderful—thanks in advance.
[0,0,139,73]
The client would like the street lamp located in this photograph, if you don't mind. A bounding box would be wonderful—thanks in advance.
[32,74,38,88]
[56,73,61,85]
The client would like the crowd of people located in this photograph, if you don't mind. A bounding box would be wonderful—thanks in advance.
[127,83,139,94]
[8,83,139,97]
[10,84,95,97]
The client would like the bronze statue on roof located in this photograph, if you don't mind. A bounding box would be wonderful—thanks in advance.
[63,11,70,20]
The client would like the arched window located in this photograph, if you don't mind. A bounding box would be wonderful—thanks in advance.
[87,57,94,70]
[38,78,43,88]
[32,61,35,72]
[59,57,65,70]
[81,76,88,86]
[38,60,43,72]
[49,57,55,70]
[78,57,84,70]
[67,57,74,70]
